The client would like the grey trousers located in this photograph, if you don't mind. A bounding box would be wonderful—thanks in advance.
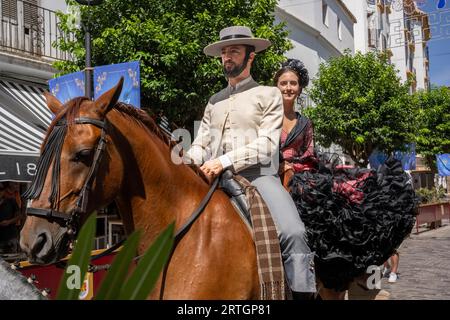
[243,173,317,293]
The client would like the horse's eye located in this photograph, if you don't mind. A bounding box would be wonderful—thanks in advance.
[72,149,94,163]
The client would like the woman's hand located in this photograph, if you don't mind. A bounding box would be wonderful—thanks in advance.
[279,161,294,175]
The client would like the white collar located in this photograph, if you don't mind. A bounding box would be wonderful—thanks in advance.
[228,76,253,93]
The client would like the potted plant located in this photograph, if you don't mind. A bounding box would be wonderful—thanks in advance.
[415,187,449,230]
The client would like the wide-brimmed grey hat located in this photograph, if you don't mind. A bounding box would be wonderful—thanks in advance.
[203,26,271,57]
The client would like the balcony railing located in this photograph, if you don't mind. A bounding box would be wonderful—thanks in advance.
[0,0,73,61]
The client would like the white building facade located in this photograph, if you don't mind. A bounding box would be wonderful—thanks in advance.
[388,0,430,92]
[343,0,430,92]
[0,0,69,84]
[342,0,391,54]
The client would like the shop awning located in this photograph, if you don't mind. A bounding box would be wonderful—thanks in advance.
[0,79,51,182]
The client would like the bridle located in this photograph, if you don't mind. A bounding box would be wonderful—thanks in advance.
[24,117,108,238]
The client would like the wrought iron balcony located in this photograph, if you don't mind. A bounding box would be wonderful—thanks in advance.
[0,0,73,61]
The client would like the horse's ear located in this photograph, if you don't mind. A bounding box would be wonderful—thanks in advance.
[94,76,124,117]
[43,91,64,115]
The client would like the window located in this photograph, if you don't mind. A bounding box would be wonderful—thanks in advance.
[415,172,435,190]
[338,18,342,40]
[2,0,18,20]
[1,0,38,23]
[322,1,329,27]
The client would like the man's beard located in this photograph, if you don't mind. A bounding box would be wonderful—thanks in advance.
[223,54,250,78]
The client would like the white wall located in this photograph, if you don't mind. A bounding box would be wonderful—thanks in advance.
[322,0,355,53]
[412,20,427,90]
[277,0,317,33]
[38,0,67,12]
[275,8,326,81]
[389,5,409,84]
[344,0,421,88]
[343,0,368,53]
[388,4,429,91]
[275,0,355,81]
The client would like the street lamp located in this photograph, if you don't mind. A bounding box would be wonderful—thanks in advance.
[75,0,104,99]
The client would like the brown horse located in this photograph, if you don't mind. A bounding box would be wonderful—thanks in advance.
[20,79,259,299]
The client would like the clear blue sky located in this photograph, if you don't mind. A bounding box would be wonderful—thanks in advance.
[417,0,450,87]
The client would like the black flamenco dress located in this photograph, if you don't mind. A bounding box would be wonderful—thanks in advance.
[280,114,419,291]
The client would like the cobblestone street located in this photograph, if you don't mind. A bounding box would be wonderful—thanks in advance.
[381,222,450,300]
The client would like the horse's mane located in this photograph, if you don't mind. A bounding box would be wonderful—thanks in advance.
[113,102,172,146]
[43,98,209,183]
[112,103,209,183]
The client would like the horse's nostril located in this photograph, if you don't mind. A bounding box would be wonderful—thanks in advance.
[31,233,47,256]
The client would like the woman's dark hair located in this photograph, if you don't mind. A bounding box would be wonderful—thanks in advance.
[273,58,309,88]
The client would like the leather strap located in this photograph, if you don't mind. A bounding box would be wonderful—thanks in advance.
[173,177,220,243]
[26,207,72,221]
[56,117,106,130]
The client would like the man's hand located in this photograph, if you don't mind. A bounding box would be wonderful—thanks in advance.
[200,159,224,180]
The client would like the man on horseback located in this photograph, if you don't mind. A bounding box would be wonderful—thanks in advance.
[184,26,316,299]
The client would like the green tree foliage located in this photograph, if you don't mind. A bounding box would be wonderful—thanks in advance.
[57,212,174,300]
[306,51,418,167]
[415,86,450,171]
[55,0,291,128]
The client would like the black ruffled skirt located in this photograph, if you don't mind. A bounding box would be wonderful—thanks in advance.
[289,155,419,291]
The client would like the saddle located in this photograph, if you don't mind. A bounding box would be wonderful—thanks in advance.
[219,169,252,228]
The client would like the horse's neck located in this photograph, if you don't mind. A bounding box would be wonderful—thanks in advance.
[110,112,209,248]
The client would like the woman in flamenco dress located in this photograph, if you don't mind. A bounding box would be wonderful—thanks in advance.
[275,59,418,299]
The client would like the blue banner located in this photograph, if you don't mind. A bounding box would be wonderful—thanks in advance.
[369,144,416,170]
[48,71,85,104]
[436,154,450,176]
[94,61,140,108]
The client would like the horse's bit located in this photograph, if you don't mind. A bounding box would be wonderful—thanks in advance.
[25,117,108,238]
